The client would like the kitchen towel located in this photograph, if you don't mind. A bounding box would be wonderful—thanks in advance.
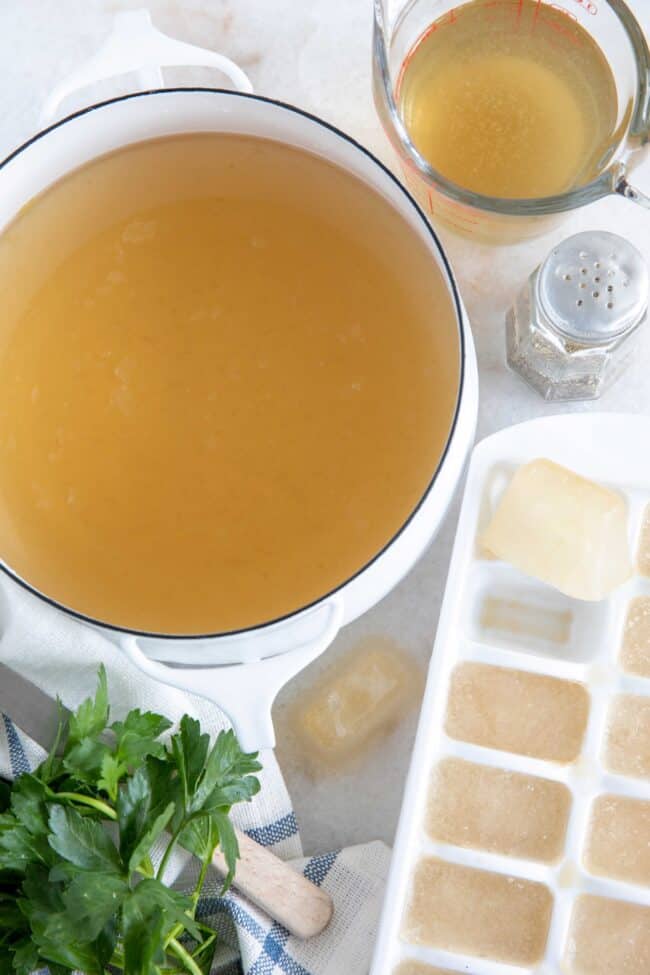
[0,580,390,975]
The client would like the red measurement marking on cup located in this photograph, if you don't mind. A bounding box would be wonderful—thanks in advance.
[395,3,459,95]
[431,192,482,227]
[400,165,481,229]
[574,0,598,14]
[474,1,501,27]
[516,0,524,26]
[542,4,582,47]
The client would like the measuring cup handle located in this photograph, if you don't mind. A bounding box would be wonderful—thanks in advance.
[40,8,253,128]
[119,598,344,752]
[615,175,650,212]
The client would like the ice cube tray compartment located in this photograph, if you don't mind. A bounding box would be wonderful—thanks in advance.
[466,565,612,664]
[370,415,650,975]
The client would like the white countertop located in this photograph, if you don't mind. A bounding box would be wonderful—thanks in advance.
[1,0,649,856]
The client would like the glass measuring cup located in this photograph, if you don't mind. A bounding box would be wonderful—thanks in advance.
[373,0,650,241]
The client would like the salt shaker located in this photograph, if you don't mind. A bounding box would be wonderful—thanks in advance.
[506,231,648,401]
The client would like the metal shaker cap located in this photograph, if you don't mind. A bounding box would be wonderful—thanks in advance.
[535,231,649,344]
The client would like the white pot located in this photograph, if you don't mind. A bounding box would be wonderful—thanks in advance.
[0,12,478,750]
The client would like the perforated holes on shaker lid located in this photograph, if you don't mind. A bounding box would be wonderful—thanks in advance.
[536,230,649,343]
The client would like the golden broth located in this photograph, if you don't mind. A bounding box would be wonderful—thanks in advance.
[399,0,622,199]
[0,133,459,634]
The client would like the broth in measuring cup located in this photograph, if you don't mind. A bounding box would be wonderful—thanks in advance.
[0,133,460,634]
[398,0,621,199]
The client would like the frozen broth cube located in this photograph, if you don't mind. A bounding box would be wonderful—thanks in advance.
[637,504,650,575]
[289,637,421,769]
[604,694,650,780]
[445,662,589,762]
[402,857,552,965]
[565,894,650,974]
[584,794,650,886]
[621,597,650,677]
[481,459,632,601]
[427,757,571,862]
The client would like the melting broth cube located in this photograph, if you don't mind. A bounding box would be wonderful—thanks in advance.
[481,460,632,601]
[427,758,571,862]
[445,662,589,762]
[621,597,650,677]
[584,794,650,886]
[604,694,650,780]
[402,858,552,965]
[287,637,421,771]
[480,595,572,647]
[565,894,650,973]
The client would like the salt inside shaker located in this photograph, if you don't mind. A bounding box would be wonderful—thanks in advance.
[506,231,648,401]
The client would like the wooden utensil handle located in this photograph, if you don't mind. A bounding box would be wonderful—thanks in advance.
[212,828,333,940]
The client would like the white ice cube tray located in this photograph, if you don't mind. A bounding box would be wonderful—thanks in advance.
[371,413,650,975]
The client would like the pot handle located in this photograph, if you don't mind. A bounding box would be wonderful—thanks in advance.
[40,8,253,128]
[119,598,344,752]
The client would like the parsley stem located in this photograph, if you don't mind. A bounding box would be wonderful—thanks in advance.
[157,823,184,881]
[163,847,211,951]
[191,855,211,913]
[168,937,203,975]
[164,921,184,950]
[56,791,117,819]
[109,948,125,971]
[136,855,156,879]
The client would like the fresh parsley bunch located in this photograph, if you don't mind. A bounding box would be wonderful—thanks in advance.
[0,667,262,975]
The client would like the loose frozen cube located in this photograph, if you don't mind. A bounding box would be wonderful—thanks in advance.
[445,662,589,762]
[604,694,650,780]
[481,459,632,601]
[584,794,650,886]
[480,595,572,646]
[565,894,650,974]
[427,757,571,862]
[637,504,650,575]
[287,637,421,770]
[402,858,552,965]
[621,597,650,677]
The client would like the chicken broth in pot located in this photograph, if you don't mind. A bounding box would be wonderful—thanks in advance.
[0,133,460,634]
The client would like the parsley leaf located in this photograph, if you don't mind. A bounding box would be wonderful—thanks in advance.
[96,753,127,802]
[10,776,51,837]
[122,902,165,975]
[111,709,172,766]
[48,806,122,874]
[171,716,210,811]
[61,872,128,941]
[0,819,51,874]
[67,666,109,744]
[63,738,112,786]
[0,782,10,816]
[116,764,174,873]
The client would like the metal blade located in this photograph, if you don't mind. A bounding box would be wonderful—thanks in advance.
[0,662,69,750]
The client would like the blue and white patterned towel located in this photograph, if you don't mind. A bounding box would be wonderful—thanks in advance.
[0,581,390,974]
